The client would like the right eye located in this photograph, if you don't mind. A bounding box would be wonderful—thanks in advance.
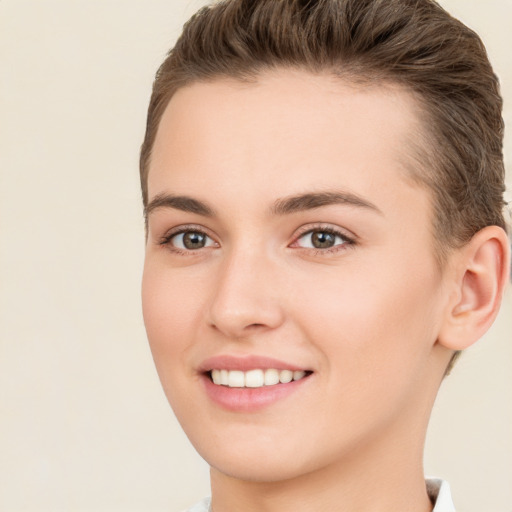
[168,230,217,250]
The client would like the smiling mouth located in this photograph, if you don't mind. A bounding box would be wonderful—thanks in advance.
[208,369,313,388]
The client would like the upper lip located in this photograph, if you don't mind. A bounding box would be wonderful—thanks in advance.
[198,354,311,373]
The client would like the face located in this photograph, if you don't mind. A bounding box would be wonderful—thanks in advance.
[142,70,451,483]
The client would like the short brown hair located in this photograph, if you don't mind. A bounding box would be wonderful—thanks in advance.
[140,0,507,254]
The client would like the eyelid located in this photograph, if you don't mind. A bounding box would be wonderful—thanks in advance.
[158,224,219,248]
[289,224,357,251]
[292,223,356,241]
[156,222,356,255]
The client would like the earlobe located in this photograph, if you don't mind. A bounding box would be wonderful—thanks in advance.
[438,226,510,351]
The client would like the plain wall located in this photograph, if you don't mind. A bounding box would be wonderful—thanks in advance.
[0,1,510,511]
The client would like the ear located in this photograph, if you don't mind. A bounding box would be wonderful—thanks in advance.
[438,226,510,351]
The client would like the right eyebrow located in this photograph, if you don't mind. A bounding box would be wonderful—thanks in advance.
[271,191,383,216]
[145,193,215,220]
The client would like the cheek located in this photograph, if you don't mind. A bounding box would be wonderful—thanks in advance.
[293,255,443,389]
[286,271,442,451]
[141,262,202,369]
[141,261,212,421]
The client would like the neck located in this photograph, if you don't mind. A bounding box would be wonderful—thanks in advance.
[209,405,435,512]
[210,444,433,512]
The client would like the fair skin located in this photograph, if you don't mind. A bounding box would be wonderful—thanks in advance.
[142,69,509,512]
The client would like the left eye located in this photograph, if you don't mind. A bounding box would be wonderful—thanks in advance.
[295,230,349,249]
[170,231,216,250]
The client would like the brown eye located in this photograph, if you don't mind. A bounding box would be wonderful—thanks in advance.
[311,231,336,248]
[183,232,206,249]
[170,231,216,250]
[294,229,351,250]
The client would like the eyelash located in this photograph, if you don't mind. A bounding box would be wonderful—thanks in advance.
[292,225,356,255]
[158,224,356,256]
[158,225,217,256]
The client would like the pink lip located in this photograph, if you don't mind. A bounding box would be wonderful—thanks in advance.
[198,354,313,413]
[199,354,309,372]
[201,374,311,412]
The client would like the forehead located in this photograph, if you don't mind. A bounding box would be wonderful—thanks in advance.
[148,69,430,223]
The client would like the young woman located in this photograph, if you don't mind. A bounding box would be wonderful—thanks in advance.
[140,1,510,510]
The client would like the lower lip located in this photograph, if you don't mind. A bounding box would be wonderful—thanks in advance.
[201,374,311,412]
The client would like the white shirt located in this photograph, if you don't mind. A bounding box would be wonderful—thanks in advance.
[182,478,455,512]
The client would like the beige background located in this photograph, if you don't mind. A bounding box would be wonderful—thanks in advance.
[0,1,510,511]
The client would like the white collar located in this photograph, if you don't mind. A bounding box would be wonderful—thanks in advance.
[427,478,456,512]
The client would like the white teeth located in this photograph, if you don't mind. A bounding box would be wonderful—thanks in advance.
[211,369,221,385]
[210,368,309,388]
[228,370,245,388]
[279,369,293,384]
[245,369,264,388]
[264,368,280,386]
[293,370,306,381]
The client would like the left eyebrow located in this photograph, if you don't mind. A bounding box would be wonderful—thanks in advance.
[145,193,216,220]
[271,191,383,216]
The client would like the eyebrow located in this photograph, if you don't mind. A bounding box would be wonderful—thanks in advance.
[145,193,215,219]
[271,191,383,216]
[145,190,382,221]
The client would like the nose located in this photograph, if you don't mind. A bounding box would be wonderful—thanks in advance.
[206,247,285,339]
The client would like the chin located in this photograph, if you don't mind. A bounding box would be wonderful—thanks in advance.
[207,450,313,483]
[189,424,337,484]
